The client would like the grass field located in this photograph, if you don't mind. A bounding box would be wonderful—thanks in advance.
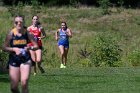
[1,67,140,93]
[1,6,140,93]
[1,6,140,67]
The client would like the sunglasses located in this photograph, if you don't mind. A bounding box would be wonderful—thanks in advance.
[33,18,38,20]
[61,25,65,26]
[15,21,23,25]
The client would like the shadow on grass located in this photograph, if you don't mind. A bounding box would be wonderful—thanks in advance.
[0,77,9,83]
[0,71,9,83]
[42,73,105,77]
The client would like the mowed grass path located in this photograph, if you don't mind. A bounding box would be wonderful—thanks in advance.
[1,67,140,93]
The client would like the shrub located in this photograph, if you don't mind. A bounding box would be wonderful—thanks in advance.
[128,49,140,66]
[90,33,122,67]
[7,1,24,17]
[31,0,41,14]
[80,58,92,67]
[78,43,92,67]
[0,36,8,72]
[98,0,111,15]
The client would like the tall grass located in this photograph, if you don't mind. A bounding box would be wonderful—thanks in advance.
[1,6,140,69]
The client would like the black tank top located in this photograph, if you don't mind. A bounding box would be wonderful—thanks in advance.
[10,28,28,48]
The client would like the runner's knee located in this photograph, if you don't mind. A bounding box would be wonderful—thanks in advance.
[21,79,28,88]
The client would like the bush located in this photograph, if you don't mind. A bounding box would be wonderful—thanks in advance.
[90,33,122,67]
[80,58,92,67]
[98,0,111,15]
[0,36,8,72]
[128,49,140,66]
[78,43,92,67]
[7,1,24,17]
[0,51,8,72]
[31,0,41,14]
[77,33,122,67]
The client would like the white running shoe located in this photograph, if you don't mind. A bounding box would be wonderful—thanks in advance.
[60,64,64,68]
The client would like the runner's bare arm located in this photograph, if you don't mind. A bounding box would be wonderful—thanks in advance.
[3,31,14,52]
[66,28,72,38]
[40,27,46,39]
[55,29,60,41]
[27,31,39,50]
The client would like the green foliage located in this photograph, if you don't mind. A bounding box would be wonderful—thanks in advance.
[128,49,140,66]
[0,51,8,72]
[79,58,92,67]
[78,43,92,67]
[7,1,24,17]
[16,1,24,15]
[43,49,60,68]
[0,36,8,72]
[7,0,43,18]
[131,16,140,25]
[69,0,80,8]
[78,43,91,58]
[31,0,41,14]
[90,33,122,67]
[117,0,124,7]
[98,0,111,15]
[78,33,122,67]
[42,40,60,68]
[1,6,140,68]
[0,0,3,5]
[116,0,124,13]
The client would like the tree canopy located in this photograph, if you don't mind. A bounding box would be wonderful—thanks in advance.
[1,0,140,8]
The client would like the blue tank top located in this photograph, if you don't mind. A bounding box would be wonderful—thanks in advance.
[59,28,69,42]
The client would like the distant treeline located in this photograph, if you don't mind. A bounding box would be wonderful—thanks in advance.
[1,0,140,8]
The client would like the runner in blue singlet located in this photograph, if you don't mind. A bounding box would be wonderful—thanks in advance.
[55,21,72,68]
[58,28,69,48]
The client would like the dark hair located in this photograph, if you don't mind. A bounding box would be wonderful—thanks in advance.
[14,15,24,21]
[32,15,39,20]
[61,21,68,29]
[32,15,41,27]
[14,15,25,26]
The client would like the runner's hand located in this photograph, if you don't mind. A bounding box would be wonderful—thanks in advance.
[13,47,22,55]
[38,37,41,40]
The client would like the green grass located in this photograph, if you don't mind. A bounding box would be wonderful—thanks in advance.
[1,5,140,93]
[1,6,140,67]
[1,67,140,93]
